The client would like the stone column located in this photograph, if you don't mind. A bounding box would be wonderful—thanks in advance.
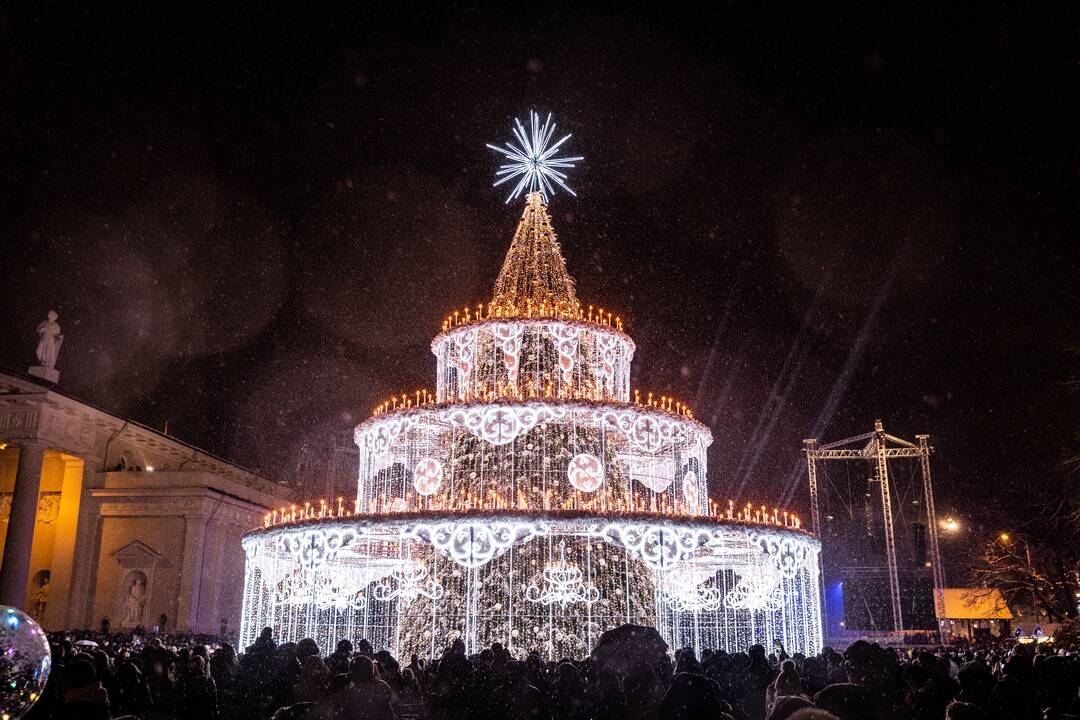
[176,514,208,632]
[0,442,47,608]
[64,459,100,629]
[42,456,87,630]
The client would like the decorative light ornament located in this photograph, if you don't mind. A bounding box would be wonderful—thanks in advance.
[663,566,724,612]
[548,323,580,384]
[0,606,50,720]
[274,569,367,612]
[493,323,525,387]
[618,451,675,493]
[373,560,444,605]
[487,111,584,203]
[682,470,700,513]
[567,453,604,492]
[524,543,600,609]
[726,558,783,611]
[413,458,444,496]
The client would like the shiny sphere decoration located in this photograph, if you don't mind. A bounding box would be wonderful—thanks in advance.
[413,458,444,496]
[0,606,50,720]
[567,453,604,492]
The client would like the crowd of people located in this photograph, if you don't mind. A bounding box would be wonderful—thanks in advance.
[24,626,1080,720]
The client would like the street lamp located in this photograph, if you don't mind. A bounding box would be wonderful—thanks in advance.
[941,517,960,533]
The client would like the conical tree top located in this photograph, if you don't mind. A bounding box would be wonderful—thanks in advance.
[490,192,580,316]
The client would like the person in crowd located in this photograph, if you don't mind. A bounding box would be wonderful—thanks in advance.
[112,659,153,718]
[178,655,218,720]
[294,654,332,703]
[29,625,1079,720]
[329,655,396,720]
[327,639,354,677]
[62,658,112,720]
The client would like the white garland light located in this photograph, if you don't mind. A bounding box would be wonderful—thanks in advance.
[487,111,584,204]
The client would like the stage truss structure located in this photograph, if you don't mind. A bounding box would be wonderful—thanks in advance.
[803,419,944,639]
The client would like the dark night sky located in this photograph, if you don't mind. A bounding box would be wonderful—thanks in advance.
[4,5,1078,534]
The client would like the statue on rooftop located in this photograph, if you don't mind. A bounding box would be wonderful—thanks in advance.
[34,311,63,368]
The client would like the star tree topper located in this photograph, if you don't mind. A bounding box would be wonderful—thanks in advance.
[487,111,584,204]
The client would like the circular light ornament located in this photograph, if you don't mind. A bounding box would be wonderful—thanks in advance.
[0,606,50,720]
[682,470,700,513]
[567,453,604,492]
[413,459,444,496]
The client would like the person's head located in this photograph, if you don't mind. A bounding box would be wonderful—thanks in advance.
[813,683,875,720]
[781,659,796,673]
[67,659,98,690]
[788,710,841,720]
[335,639,353,655]
[525,652,541,673]
[767,696,814,720]
[215,642,238,664]
[841,641,874,684]
[296,638,320,660]
[945,701,988,720]
[271,702,317,720]
[903,663,928,690]
[351,656,375,684]
[259,627,274,642]
[190,655,207,675]
[117,660,143,681]
[302,654,328,676]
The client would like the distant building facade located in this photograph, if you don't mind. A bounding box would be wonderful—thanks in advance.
[0,370,293,633]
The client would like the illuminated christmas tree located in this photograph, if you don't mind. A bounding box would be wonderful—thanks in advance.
[239,112,823,659]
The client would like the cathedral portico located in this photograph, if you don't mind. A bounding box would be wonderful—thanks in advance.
[0,370,293,634]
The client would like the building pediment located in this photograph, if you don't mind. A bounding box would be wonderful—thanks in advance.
[111,540,164,569]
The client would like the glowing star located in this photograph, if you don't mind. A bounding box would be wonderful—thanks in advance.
[487,111,584,204]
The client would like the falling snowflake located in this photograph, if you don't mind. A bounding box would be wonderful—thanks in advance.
[486,110,584,204]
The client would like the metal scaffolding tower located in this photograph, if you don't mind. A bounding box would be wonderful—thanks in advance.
[803,419,944,638]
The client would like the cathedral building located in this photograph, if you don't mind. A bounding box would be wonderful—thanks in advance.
[0,367,292,634]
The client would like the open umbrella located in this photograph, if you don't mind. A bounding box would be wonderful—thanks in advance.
[590,624,668,677]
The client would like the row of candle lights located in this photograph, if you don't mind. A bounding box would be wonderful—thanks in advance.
[371,386,694,418]
[262,493,801,531]
[440,301,624,333]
